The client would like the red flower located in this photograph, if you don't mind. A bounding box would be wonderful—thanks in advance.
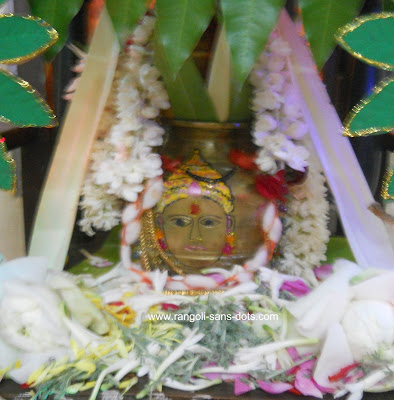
[162,303,179,311]
[229,149,257,171]
[255,170,288,202]
[161,155,182,172]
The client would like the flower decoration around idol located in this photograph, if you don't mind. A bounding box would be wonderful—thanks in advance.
[72,16,329,290]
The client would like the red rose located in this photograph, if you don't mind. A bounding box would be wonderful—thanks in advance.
[255,170,288,202]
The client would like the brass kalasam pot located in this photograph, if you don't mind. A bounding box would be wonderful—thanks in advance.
[139,120,266,275]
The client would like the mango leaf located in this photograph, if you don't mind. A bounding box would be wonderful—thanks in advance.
[325,236,356,264]
[336,14,394,71]
[28,0,84,60]
[0,138,15,192]
[299,0,364,70]
[343,78,394,136]
[0,15,57,64]
[154,34,218,121]
[221,0,285,84]
[155,0,214,80]
[229,73,252,122]
[0,69,56,127]
[106,0,149,45]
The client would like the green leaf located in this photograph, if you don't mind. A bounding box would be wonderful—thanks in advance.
[229,73,252,121]
[0,69,56,127]
[28,0,84,60]
[344,78,394,136]
[221,0,285,84]
[155,0,215,80]
[325,236,356,264]
[336,14,394,71]
[382,168,394,200]
[154,34,218,121]
[68,226,121,277]
[0,138,15,192]
[299,0,364,70]
[0,0,8,7]
[106,0,149,45]
[0,15,57,64]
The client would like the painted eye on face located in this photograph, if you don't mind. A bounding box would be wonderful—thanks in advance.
[168,216,192,227]
[199,216,222,228]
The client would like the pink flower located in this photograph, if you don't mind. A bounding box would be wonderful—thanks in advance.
[258,380,293,394]
[280,280,311,297]
[234,377,254,395]
[314,264,333,281]
[294,370,323,398]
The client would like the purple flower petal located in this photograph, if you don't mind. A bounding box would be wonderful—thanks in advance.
[234,378,254,395]
[203,372,222,380]
[258,380,293,394]
[299,359,315,372]
[314,264,333,281]
[207,273,226,284]
[295,371,323,398]
[311,378,335,394]
[286,347,301,361]
[280,280,311,297]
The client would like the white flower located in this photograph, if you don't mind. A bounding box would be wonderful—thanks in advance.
[0,281,70,352]
[263,72,285,92]
[285,121,308,140]
[255,150,278,174]
[273,142,309,172]
[341,300,394,361]
[269,37,291,56]
[255,114,278,133]
[263,132,288,153]
[266,54,286,72]
[252,90,282,111]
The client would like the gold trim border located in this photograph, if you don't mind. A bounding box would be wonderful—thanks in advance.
[0,14,58,64]
[343,77,394,137]
[0,67,57,127]
[0,138,16,193]
[335,12,394,71]
[381,168,394,200]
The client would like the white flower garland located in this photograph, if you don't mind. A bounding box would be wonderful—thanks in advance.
[279,141,331,283]
[79,16,169,235]
[250,32,310,173]
[250,32,330,282]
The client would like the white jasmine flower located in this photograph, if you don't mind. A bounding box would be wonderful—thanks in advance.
[270,37,291,56]
[255,150,278,174]
[266,54,286,72]
[253,90,282,111]
[263,72,285,92]
[255,114,278,133]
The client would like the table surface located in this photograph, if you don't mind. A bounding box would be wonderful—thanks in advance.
[1,379,393,400]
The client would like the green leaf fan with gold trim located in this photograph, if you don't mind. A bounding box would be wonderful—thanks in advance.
[0,6,58,191]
